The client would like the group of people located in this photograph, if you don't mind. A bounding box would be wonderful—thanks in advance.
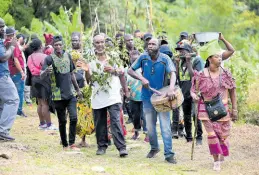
[0,16,238,171]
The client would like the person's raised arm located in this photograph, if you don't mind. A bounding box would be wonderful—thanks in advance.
[219,33,235,60]
[76,60,91,83]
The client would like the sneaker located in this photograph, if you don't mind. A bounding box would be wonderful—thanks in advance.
[172,132,179,139]
[96,148,106,155]
[196,139,203,146]
[17,111,27,118]
[213,161,221,171]
[38,124,47,130]
[126,118,133,124]
[0,133,15,141]
[144,135,150,143]
[45,124,58,131]
[69,144,81,151]
[165,155,177,164]
[146,149,160,158]
[131,132,140,140]
[178,130,184,138]
[119,148,128,157]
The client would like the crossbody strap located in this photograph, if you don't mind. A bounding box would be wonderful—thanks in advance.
[30,54,41,70]
[208,67,222,89]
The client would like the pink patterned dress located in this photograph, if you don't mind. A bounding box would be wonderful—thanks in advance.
[191,69,236,156]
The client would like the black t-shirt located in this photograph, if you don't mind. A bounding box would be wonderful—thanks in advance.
[42,52,75,101]
[179,56,203,99]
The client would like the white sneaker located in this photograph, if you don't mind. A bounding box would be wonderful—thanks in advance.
[38,124,47,130]
[213,161,221,171]
[45,124,59,131]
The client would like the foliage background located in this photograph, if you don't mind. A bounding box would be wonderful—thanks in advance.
[1,0,259,124]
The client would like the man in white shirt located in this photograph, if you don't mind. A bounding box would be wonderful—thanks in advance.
[77,35,129,157]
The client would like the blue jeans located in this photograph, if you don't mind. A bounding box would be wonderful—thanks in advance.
[11,73,25,114]
[0,75,19,135]
[141,111,148,132]
[143,100,175,158]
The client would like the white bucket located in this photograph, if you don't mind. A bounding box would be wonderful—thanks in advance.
[195,32,219,43]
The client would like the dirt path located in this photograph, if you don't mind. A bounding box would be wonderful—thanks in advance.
[0,106,259,175]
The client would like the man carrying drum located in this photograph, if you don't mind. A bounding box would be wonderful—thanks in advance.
[175,40,204,144]
[128,38,177,164]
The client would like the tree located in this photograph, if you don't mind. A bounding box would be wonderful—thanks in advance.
[0,0,12,17]
[8,0,34,29]
[3,13,15,27]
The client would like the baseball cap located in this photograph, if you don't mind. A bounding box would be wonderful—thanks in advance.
[175,40,192,52]
[180,31,188,37]
[5,27,16,36]
[143,33,152,41]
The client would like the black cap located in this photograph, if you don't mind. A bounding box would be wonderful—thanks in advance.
[53,35,63,43]
[175,40,192,52]
[143,33,152,41]
[5,27,16,36]
[180,31,188,37]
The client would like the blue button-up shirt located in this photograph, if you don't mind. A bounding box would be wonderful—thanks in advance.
[131,52,176,100]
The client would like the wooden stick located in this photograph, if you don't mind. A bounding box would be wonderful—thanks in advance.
[95,8,100,34]
[149,0,154,33]
[124,0,129,35]
[191,103,199,160]
[109,1,112,36]
[78,0,84,54]
[105,23,107,35]
[89,0,93,27]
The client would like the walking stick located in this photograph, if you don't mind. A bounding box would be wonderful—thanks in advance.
[191,102,198,160]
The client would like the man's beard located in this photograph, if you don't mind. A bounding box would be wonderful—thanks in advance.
[127,44,133,50]
[148,49,158,57]
[72,44,80,50]
[95,48,105,54]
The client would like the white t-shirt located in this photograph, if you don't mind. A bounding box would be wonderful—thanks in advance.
[89,59,122,109]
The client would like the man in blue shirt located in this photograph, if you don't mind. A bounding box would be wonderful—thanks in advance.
[0,18,19,141]
[128,38,177,164]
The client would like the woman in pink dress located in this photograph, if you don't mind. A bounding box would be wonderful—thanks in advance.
[191,40,238,171]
